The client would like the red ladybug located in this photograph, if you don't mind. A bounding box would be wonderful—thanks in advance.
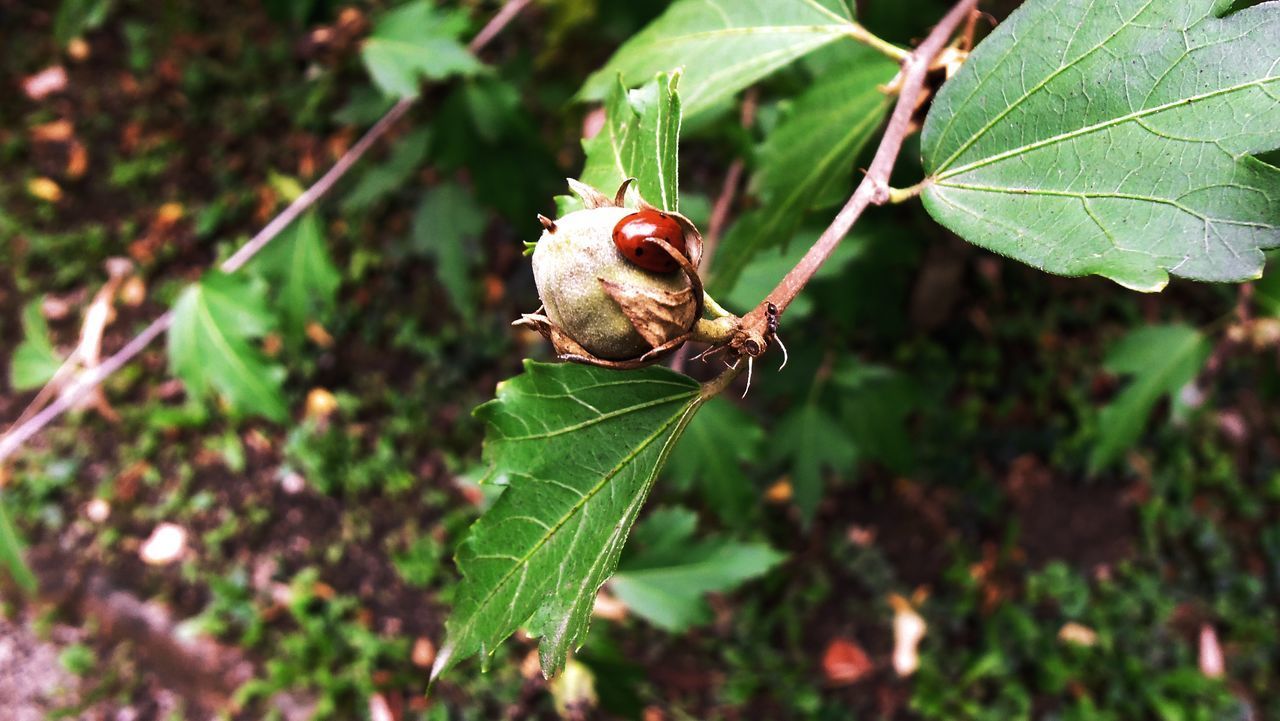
[611,210,686,273]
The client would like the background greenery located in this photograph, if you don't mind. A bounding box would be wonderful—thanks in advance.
[1,0,1278,719]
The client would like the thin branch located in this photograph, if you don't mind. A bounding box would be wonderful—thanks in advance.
[0,0,531,466]
[743,0,979,330]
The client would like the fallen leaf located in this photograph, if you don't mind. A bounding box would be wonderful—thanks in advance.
[140,523,187,565]
[889,594,927,677]
[1058,622,1098,647]
[1199,624,1224,678]
[765,478,793,504]
[822,637,873,685]
[22,66,67,100]
[305,387,339,420]
[27,177,63,202]
[411,637,436,668]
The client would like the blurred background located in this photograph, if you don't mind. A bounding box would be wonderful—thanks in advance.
[1,0,1278,719]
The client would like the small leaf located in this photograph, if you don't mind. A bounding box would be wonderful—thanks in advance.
[54,0,113,47]
[434,362,703,679]
[341,129,431,212]
[251,212,340,344]
[772,402,857,525]
[921,0,1280,291]
[0,497,36,594]
[578,0,859,118]
[711,46,897,290]
[1089,325,1211,473]
[610,509,783,632]
[666,397,763,525]
[168,272,287,422]
[834,361,917,473]
[408,182,487,322]
[577,72,681,213]
[361,0,483,98]
[9,300,63,391]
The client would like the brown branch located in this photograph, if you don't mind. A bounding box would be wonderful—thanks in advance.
[739,0,980,337]
[0,0,531,466]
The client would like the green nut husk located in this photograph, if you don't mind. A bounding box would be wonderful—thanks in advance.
[526,180,704,366]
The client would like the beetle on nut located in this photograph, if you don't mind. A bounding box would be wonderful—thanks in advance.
[518,179,742,369]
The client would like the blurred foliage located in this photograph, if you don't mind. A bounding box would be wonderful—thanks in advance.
[0,0,1277,719]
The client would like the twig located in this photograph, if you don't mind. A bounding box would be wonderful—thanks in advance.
[0,0,531,466]
[740,0,979,335]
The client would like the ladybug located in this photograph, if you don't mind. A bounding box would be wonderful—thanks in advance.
[611,210,686,273]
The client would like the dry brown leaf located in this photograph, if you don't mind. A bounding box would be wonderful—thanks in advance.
[890,593,927,677]
[22,66,67,100]
[822,637,873,685]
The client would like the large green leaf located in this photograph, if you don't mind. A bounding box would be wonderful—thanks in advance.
[1089,325,1211,473]
[578,0,859,118]
[921,0,1280,291]
[168,272,287,422]
[576,72,682,213]
[9,299,63,391]
[361,0,483,98]
[610,507,783,631]
[433,362,704,679]
[710,46,896,290]
[409,181,487,322]
[251,212,340,344]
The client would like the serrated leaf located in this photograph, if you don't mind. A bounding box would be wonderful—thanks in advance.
[610,508,783,632]
[921,0,1280,291]
[168,272,287,422]
[54,0,113,47]
[666,397,762,525]
[710,46,897,290]
[9,299,63,391]
[772,402,857,526]
[409,181,487,321]
[434,362,703,679]
[251,212,340,343]
[576,73,681,213]
[361,0,483,98]
[0,497,36,594]
[1089,324,1211,472]
[834,361,917,474]
[578,0,859,118]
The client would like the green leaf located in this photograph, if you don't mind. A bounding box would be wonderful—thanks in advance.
[578,0,859,118]
[341,129,431,212]
[434,362,703,679]
[921,0,1280,291]
[834,361,917,473]
[408,182,487,321]
[0,497,36,594]
[577,72,681,213]
[771,402,857,525]
[610,508,783,632]
[9,300,63,391]
[54,0,113,46]
[1089,325,1211,473]
[710,46,897,290]
[168,272,287,422]
[666,397,762,525]
[361,0,483,98]
[251,212,340,343]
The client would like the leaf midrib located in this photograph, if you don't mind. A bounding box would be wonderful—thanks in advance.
[452,392,699,650]
[934,75,1280,182]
